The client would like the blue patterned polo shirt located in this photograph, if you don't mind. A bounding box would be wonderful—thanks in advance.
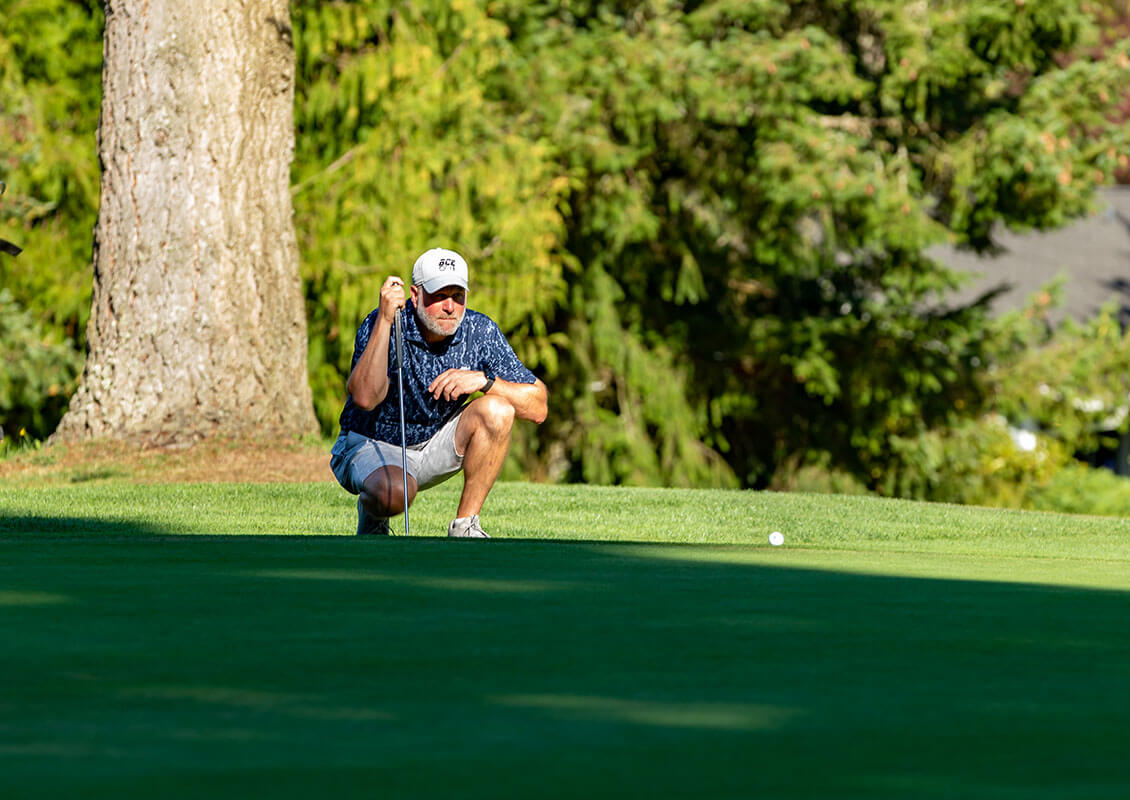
[337,301,537,446]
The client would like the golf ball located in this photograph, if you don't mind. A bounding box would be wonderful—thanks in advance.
[769,531,784,547]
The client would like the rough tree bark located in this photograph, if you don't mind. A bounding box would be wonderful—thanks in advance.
[54,0,318,445]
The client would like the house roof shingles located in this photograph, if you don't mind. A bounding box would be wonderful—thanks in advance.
[933,187,1130,326]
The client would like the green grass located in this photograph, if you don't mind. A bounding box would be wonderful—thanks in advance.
[2,480,1129,798]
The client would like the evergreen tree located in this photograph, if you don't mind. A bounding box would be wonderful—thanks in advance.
[492,0,1130,487]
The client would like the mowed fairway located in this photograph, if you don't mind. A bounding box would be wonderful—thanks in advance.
[2,481,1130,798]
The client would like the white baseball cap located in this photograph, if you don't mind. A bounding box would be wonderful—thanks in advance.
[412,248,469,293]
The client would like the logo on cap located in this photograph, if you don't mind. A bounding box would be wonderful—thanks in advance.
[413,248,469,292]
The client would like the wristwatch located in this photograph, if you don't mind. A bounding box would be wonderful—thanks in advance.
[480,365,496,394]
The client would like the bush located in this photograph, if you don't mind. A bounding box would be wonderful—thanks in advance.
[1026,463,1130,517]
[0,290,82,440]
[882,414,1071,508]
[770,456,874,496]
[991,301,1130,460]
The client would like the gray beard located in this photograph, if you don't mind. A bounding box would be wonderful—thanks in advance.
[416,305,464,339]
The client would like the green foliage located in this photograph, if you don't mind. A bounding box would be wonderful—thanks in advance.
[488,0,1130,488]
[1027,462,1130,517]
[291,0,570,440]
[991,301,1130,457]
[769,456,874,497]
[882,413,1071,508]
[881,291,1130,514]
[0,290,82,440]
[554,263,738,486]
[0,0,102,341]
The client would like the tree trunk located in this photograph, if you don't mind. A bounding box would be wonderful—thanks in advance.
[54,0,317,445]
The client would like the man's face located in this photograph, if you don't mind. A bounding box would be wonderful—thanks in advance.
[412,284,467,340]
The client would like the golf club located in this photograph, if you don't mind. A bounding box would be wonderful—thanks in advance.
[394,306,410,536]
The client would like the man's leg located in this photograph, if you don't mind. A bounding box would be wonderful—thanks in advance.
[331,432,421,535]
[360,467,419,518]
[453,394,516,518]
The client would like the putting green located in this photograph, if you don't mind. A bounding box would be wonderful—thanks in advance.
[3,530,1128,798]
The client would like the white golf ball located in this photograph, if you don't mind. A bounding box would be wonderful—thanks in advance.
[769,531,784,547]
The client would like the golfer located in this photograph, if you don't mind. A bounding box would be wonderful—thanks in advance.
[330,247,548,537]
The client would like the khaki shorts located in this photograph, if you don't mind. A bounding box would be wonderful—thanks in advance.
[330,410,465,496]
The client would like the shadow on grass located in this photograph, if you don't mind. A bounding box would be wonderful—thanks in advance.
[0,515,178,537]
[1,527,1128,799]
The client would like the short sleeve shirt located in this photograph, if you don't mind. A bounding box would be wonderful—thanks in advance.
[338,302,538,446]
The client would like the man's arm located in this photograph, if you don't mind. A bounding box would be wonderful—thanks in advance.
[488,377,548,424]
[428,371,548,424]
[346,276,406,411]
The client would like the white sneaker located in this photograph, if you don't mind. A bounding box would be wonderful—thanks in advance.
[448,515,489,538]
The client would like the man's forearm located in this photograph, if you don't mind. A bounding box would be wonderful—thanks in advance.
[347,317,393,410]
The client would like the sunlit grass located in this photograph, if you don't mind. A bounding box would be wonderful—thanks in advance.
[3,478,1129,559]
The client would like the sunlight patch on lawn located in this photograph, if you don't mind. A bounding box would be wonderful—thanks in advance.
[603,545,1130,592]
[494,694,799,731]
[120,686,395,722]
[0,591,72,606]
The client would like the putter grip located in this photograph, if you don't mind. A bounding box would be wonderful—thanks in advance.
[394,308,405,364]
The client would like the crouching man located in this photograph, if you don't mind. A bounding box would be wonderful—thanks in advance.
[330,248,548,537]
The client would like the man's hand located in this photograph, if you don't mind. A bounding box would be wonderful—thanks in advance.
[429,369,488,402]
[379,276,407,324]
[346,274,406,411]
[428,371,548,424]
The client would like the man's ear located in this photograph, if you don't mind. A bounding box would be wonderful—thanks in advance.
[409,284,421,304]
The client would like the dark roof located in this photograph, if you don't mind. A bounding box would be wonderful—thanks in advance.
[931,187,1130,325]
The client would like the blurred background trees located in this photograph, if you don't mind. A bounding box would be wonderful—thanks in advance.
[4,0,1130,509]
[1,0,101,445]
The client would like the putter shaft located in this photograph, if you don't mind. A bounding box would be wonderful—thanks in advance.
[394,307,410,536]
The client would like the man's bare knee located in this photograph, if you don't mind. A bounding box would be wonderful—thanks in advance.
[471,394,516,436]
[361,468,417,516]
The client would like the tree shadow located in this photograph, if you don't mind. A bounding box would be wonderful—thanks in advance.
[2,530,1128,798]
[0,515,177,538]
